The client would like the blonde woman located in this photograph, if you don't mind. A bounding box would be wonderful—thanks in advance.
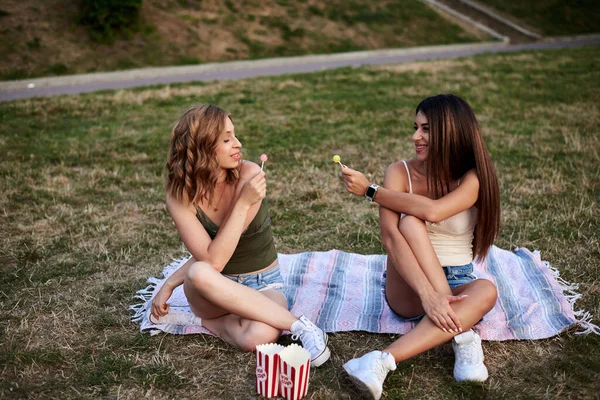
[151,104,330,366]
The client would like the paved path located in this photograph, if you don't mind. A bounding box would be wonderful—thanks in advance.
[1,36,598,102]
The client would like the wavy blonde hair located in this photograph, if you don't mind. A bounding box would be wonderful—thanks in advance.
[166,104,240,205]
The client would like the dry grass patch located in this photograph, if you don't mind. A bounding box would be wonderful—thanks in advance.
[373,58,479,75]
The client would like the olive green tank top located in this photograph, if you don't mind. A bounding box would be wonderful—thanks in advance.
[195,200,278,274]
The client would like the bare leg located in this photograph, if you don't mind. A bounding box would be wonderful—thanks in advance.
[384,215,497,361]
[384,216,451,318]
[183,261,297,330]
[398,215,452,295]
[183,261,329,364]
[345,210,495,396]
[384,279,497,361]
[201,290,288,351]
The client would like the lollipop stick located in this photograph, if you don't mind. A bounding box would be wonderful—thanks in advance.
[260,154,268,171]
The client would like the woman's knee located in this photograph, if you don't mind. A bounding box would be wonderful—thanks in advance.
[185,261,218,292]
[475,279,498,311]
[238,322,280,352]
[398,215,425,235]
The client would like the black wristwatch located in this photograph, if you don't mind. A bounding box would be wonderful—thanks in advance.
[365,183,379,201]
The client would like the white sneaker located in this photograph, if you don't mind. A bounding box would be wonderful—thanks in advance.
[452,330,488,382]
[343,351,396,400]
[290,316,331,367]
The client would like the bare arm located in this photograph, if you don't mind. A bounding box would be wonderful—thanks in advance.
[342,165,479,223]
[151,256,196,318]
[169,161,265,273]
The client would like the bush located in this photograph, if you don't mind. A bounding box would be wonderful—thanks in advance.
[79,0,144,44]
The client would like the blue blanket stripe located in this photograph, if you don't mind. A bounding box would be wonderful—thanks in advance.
[369,256,386,331]
[283,252,311,309]
[515,249,573,332]
[316,251,348,330]
[487,249,523,337]
[360,255,386,332]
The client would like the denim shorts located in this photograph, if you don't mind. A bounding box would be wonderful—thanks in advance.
[444,263,477,289]
[387,263,477,321]
[222,264,285,296]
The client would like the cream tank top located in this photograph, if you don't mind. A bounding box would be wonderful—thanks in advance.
[401,161,477,266]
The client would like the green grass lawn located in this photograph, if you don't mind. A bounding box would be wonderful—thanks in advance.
[1,45,599,399]
[477,0,600,36]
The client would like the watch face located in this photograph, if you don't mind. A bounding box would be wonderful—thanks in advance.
[366,186,376,199]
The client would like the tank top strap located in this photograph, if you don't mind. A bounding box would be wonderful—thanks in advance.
[401,160,413,194]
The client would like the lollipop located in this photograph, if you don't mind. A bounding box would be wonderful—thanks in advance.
[260,153,268,171]
[332,154,343,168]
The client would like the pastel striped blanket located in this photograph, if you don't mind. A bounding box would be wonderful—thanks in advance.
[130,246,598,340]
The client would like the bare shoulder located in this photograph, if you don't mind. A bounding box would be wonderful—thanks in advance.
[384,161,409,192]
[166,193,182,209]
[385,161,407,177]
[462,169,480,184]
[240,160,261,179]
[166,192,195,214]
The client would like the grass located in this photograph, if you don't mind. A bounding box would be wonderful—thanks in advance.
[477,0,600,36]
[1,45,599,399]
[0,0,487,81]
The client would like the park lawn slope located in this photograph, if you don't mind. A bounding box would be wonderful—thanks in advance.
[0,0,486,81]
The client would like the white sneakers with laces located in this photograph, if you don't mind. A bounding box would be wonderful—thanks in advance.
[452,329,489,382]
[343,350,397,400]
[290,315,331,367]
[343,329,487,398]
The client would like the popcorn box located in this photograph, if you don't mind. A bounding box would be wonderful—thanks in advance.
[278,344,311,400]
[256,343,285,398]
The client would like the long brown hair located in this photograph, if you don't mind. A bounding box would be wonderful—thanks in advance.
[165,104,240,205]
[416,94,500,260]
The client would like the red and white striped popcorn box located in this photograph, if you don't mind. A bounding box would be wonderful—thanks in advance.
[256,343,285,398]
[278,344,311,400]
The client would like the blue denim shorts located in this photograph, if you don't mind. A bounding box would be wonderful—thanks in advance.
[222,264,285,296]
[387,263,477,321]
[444,263,477,289]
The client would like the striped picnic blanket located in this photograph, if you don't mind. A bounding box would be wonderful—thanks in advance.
[130,246,598,340]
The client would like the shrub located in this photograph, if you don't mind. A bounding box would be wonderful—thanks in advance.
[79,0,144,44]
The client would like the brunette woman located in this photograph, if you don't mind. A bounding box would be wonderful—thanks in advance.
[340,94,500,398]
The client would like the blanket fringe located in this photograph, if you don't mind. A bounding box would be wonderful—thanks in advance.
[544,260,600,336]
[128,256,191,327]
